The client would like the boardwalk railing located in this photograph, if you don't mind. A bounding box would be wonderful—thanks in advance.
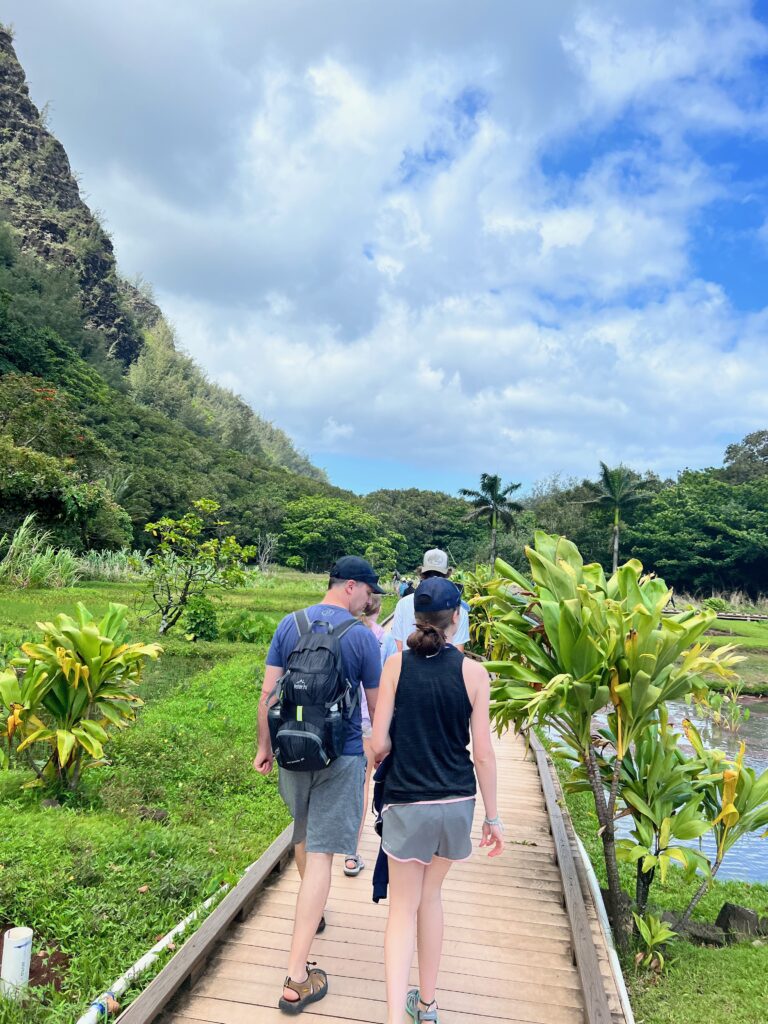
[528,731,613,1024]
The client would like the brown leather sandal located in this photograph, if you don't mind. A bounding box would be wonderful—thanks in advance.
[278,963,328,1015]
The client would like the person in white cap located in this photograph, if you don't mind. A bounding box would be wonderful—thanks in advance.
[391,548,470,653]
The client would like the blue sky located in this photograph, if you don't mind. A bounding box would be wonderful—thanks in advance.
[6,0,768,495]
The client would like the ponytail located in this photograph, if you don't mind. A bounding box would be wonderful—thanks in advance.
[406,607,456,657]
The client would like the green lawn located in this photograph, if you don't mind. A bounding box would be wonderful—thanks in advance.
[0,573,330,1023]
[554,750,768,1024]
[704,618,768,695]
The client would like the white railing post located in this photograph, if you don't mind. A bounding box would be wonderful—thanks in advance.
[0,927,33,1001]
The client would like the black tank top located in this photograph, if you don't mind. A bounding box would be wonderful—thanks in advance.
[383,645,476,804]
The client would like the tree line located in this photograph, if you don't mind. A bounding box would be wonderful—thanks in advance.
[1,222,766,593]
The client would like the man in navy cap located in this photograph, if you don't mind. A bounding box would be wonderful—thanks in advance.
[254,555,384,1012]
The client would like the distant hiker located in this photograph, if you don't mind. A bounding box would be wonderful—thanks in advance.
[254,556,384,1014]
[392,549,470,652]
[372,577,504,1024]
[344,593,397,879]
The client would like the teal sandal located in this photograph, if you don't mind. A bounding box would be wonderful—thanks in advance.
[406,988,439,1023]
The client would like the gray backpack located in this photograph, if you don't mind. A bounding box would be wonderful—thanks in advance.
[267,611,361,771]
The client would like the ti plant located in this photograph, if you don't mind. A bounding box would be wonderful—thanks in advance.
[675,720,768,927]
[10,602,161,791]
[632,912,678,972]
[478,531,742,944]
[569,707,711,914]
[456,563,529,660]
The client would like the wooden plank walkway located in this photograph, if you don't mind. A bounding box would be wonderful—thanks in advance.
[164,731,627,1024]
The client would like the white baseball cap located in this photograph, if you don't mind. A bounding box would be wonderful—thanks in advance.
[419,548,450,575]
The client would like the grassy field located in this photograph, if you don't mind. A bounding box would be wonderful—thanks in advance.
[552,749,768,1024]
[704,618,768,695]
[0,572,335,1023]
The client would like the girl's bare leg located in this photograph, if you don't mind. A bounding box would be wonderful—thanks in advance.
[385,859,425,1024]
[417,856,453,1006]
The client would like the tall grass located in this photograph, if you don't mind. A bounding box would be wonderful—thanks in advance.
[77,549,148,582]
[0,515,81,589]
[676,590,768,615]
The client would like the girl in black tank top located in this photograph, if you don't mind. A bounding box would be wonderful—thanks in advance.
[371,576,503,1024]
[383,644,475,804]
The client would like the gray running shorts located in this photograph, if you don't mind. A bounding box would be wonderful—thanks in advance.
[382,799,476,864]
[278,754,366,854]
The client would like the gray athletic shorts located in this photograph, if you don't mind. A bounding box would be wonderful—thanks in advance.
[382,798,475,864]
[278,754,366,854]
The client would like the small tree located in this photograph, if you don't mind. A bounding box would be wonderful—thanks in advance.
[459,473,523,567]
[255,531,279,574]
[145,499,255,635]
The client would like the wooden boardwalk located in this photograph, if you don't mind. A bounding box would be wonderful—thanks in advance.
[163,731,626,1024]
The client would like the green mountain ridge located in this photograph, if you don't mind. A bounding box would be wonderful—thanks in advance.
[0,24,493,572]
[0,22,324,486]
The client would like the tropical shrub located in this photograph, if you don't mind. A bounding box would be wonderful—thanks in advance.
[696,677,751,732]
[183,595,219,641]
[220,610,280,645]
[676,722,768,926]
[477,532,743,943]
[9,602,161,791]
[455,563,525,659]
[632,912,677,972]
[571,707,711,914]
[144,499,256,635]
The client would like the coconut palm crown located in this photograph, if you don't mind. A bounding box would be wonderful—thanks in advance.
[586,461,646,572]
[459,472,523,567]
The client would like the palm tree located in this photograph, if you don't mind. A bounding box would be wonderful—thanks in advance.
[586,462,645,573]
[459,473,523,567]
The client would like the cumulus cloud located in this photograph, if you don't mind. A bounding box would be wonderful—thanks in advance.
[6,0,768,490]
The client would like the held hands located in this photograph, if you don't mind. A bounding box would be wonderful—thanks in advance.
[479,819,504,857]
[253,748,274,775]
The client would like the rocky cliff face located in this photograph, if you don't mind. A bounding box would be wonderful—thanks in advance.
[0,25,150,362]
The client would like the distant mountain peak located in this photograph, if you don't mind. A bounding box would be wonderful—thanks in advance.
[0,24,143,363]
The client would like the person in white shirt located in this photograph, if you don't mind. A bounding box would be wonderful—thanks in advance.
[391,548,470,653]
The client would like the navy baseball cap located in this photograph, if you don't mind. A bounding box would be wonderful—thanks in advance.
[414,577,462,612]
[330,555,385,594]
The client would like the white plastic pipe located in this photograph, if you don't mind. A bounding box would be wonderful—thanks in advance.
[75,885,229,1024]
[574,834,636,1024]
[0,926,33,1001]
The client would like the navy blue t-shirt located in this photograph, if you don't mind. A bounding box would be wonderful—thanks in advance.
[266,604,382,756]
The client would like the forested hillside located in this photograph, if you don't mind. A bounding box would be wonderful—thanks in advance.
[0,24,324,484]
[0,23,353,553]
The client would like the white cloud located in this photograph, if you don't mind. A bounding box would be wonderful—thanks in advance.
[7,0,768,489]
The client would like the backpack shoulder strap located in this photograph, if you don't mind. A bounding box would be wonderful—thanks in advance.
[334,616,362,640]
[293,609,312,637]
